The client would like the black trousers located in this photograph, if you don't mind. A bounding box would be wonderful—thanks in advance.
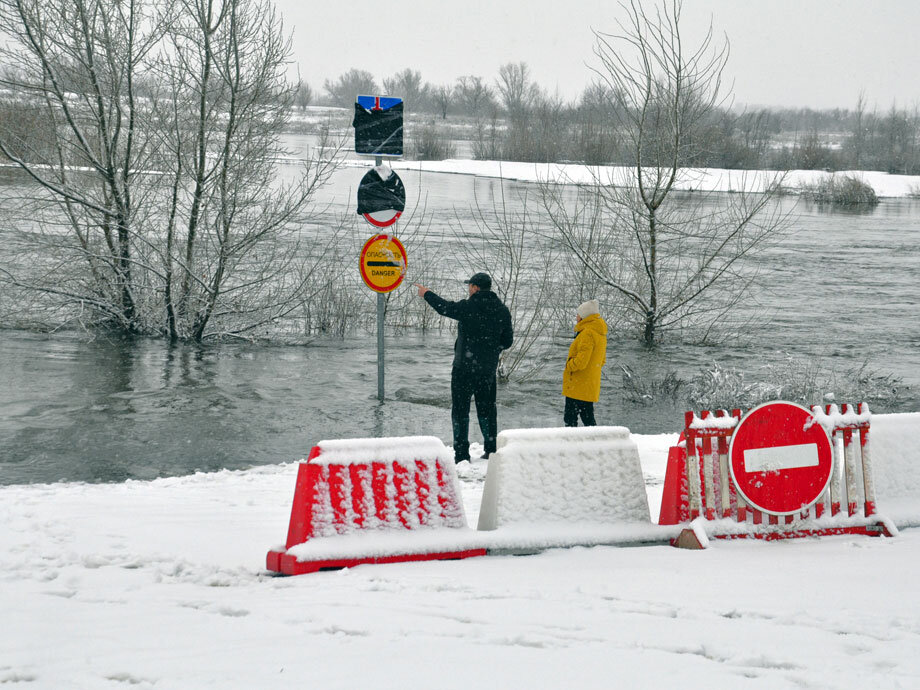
[451,369,497,461]
[564,396,596,427]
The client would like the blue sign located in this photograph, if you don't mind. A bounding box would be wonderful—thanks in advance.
[356,95,403,112]
[353,95,404,156]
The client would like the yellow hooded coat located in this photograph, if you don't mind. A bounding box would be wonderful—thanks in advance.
[562,313,608,403]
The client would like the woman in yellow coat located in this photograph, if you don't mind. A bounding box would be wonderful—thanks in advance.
[562,299,608,426]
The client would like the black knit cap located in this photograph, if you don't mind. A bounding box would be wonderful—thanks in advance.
[464,272,492,290]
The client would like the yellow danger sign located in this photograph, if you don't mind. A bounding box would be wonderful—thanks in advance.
[359,234,407,293]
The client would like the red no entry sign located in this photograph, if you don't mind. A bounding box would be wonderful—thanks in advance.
[728,401,833,515]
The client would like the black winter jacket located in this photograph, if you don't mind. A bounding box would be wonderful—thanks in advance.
[424,289,513,376]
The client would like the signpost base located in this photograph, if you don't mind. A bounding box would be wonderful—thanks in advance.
[673,521,896,550]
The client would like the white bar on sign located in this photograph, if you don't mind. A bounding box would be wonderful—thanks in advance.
[744,443,819,473]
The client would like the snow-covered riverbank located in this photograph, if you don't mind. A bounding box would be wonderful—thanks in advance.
[374,159,920,198]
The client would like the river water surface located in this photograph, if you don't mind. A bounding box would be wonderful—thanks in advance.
[1,161,919,485]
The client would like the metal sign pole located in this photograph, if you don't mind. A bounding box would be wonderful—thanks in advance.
[356,92,404,404]
[375,154,385,402]
[377,292,385,400]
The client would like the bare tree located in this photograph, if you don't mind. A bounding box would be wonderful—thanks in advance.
[540,0,792,346]
[879,103,915,174]
[430,83,453,119]
[573,81,619,164]
[0,0,168,331]
[456,178,558,382]
[495,62,540,117]
[493,62,558,162]
[0,0,337,341]
[848,90,868,169]
[294,79,313,110]
[382,68,428,109]
[323,68,377,107]
[734,108,774,166]
[455,75,494,117]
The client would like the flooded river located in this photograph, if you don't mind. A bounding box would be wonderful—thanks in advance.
[2,160,919,484]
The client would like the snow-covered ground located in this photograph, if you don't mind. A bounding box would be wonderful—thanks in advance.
[10,128,920,198]
[377,159,920,198]
[2,429,918,689]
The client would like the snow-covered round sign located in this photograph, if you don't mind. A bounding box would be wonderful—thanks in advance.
[362,208,402,228]
[728,401,834,515]
[357,165,405,228]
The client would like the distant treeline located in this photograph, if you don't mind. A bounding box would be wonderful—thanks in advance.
[310,65,920,174]
[4,60,918,175]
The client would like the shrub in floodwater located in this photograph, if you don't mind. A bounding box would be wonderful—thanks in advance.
[409,120,455,161]
[616,357,902,412]
[800,174,879,205]
[619,364,686,405]
[685,358,902,411]
[830,361,904,408]
[685,363,762,410]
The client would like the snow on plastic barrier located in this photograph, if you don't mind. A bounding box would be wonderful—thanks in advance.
[870,412,920,527]
[266,436,486,574]
[659,404,897,548]
[477,426,650,531]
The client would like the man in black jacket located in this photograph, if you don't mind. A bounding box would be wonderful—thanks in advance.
[415,273,513,463]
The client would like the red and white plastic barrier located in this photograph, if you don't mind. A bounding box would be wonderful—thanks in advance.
[810,404,877,518]
[266,436,486,574]
[267,404,895,571]
[659,402,896,548]
[267,427,675,574]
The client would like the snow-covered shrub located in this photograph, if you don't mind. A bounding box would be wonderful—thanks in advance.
[620,364,685,404]
[831,361,903,407]
[684,358,902,411]
[801,174,879,205]
[686,363,761,410]
[618,357,902,412]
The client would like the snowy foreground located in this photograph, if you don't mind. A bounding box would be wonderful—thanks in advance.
[2,432,919,690]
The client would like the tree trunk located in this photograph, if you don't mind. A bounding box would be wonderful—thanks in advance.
[117,219,137,328]
[644,208,658,346]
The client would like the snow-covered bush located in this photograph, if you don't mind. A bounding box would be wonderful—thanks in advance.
[686,363,761,410]
[621,358,903,411]
[620,364,686,404]
[685,358,902,410]
[801,174,879,205]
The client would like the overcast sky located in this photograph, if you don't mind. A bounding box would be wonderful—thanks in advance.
[275,0,920,111]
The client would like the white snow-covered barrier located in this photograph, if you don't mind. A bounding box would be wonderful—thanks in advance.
[871,412,920,527]
[477,426,651,531]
